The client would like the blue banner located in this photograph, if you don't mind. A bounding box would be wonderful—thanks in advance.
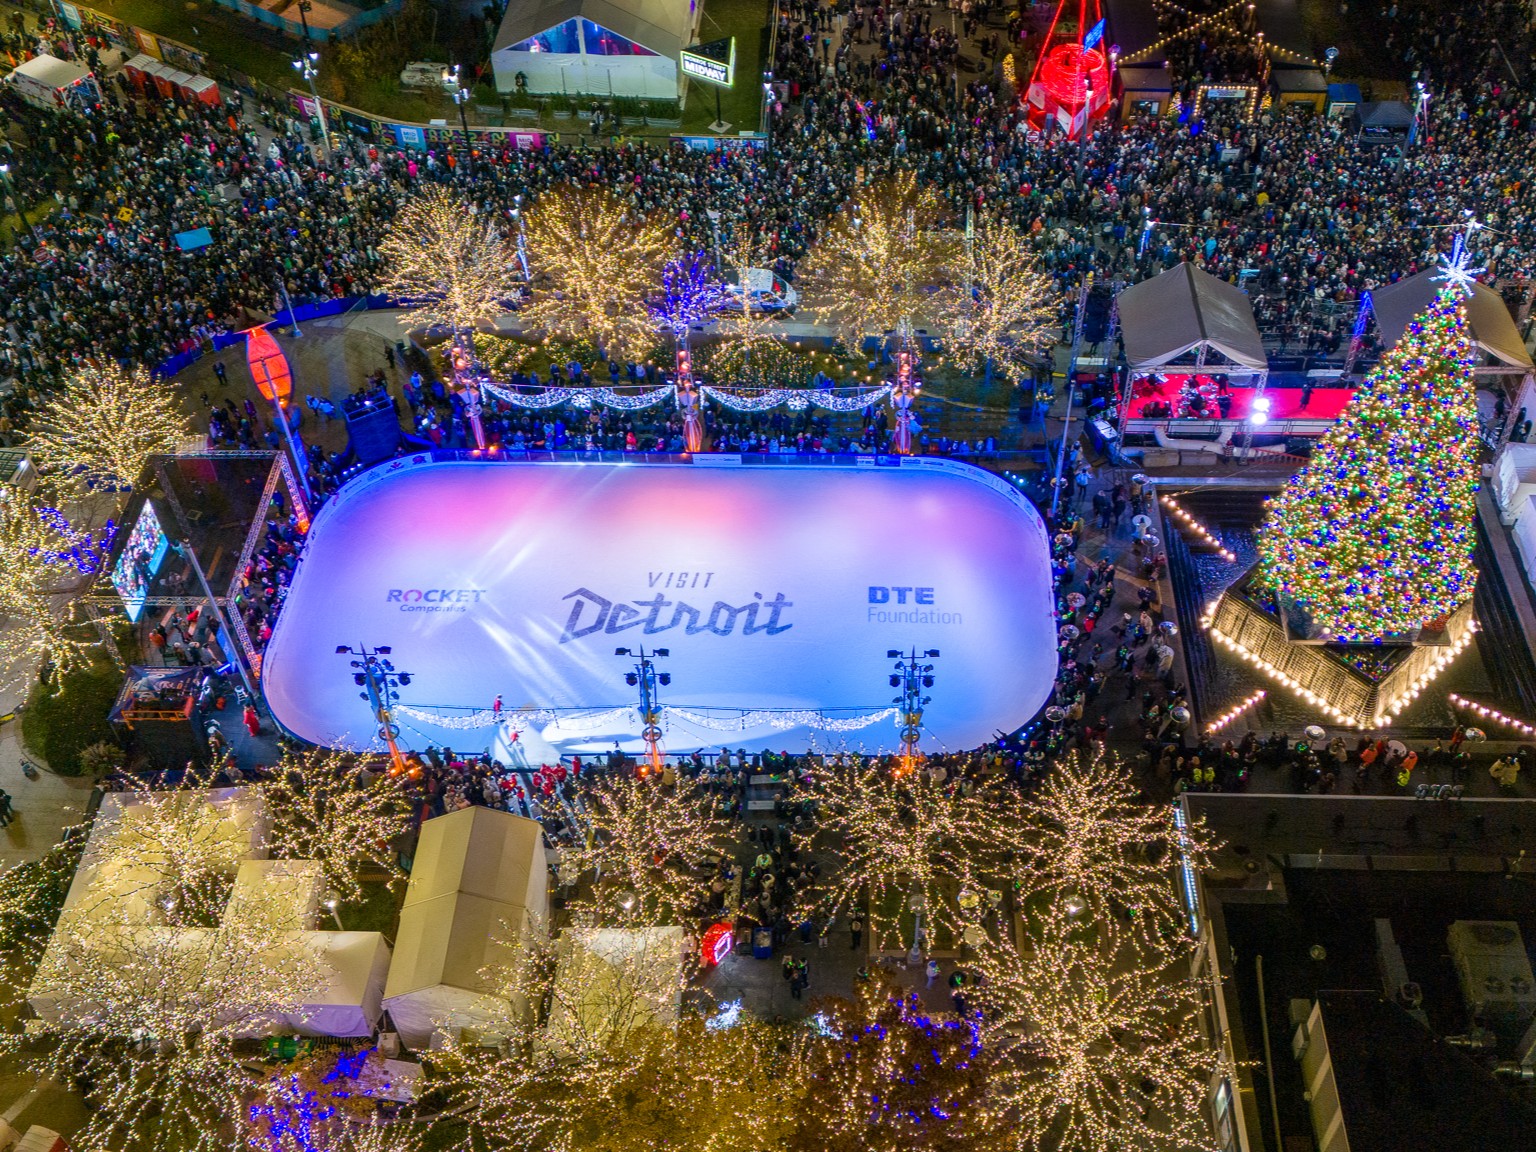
[1083,18,1105,50]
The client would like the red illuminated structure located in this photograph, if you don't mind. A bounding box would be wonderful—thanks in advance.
[1025,0,1113,138]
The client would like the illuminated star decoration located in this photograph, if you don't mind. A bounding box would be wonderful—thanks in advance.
[1431,231,1486,299]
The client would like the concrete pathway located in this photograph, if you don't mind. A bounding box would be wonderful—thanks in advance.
[0,721,94,874]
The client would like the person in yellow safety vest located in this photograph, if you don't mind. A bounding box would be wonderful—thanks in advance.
[1490,757,1522,790]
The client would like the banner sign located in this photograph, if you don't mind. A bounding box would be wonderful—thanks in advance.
[262,459,1057,758]
[1082,18,1105,50]
[680,37,735,87]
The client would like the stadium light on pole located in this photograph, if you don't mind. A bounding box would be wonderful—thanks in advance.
[293,52,331,164]
[336,643,412,777]
[887,647,938,773]
[616,646,670,775]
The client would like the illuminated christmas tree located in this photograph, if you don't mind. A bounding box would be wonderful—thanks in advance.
[1256,284,1479,640]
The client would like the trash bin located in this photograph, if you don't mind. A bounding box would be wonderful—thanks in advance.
[752,928,774,959]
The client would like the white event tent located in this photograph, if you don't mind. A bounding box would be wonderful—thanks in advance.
[382,807,548,1050]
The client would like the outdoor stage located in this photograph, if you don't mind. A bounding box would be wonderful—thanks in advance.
[1125,373,1355,422]
[261,455,1058,761]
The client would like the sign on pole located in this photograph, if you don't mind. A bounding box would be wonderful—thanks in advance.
[680,37,735,87]
[1082,18,1105,50]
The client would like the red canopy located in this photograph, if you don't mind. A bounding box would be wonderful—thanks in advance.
[245,325,292,402]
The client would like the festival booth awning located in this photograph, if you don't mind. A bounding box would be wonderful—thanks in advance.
[1117,263,1268,373]
[489,0,698,99]
[1370,272,1533,368]
[382,807,549,1050]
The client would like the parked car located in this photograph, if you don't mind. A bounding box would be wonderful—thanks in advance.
[722,267,798,313]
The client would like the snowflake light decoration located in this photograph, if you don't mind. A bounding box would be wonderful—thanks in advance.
[1432,232,1486,298]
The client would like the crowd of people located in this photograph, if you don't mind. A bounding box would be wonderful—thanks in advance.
[0,0,1534,450]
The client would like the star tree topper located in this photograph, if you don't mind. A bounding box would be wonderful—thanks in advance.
[1432,231,1486,298]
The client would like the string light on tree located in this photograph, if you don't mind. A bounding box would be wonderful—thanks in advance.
[558,772,735,926]
[263,749,416,904]
[939,211,1060,386]
[800,173,956,353]
[377,187,517,341]
[0,491,104,689]
[1255,286,1479,639]
[522,187,671,366]
[791,759,1026,953]
[1008,751,1216,959]
[649,250,730,347]
[24,363,192,494]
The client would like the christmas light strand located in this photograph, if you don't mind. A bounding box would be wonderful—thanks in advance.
[1205,690,1266,734]
[1447,692,1536,737]
[378,188,517,340]
[1160,494,1237,562]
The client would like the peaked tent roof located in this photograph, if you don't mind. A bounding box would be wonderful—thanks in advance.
[1117,263,1268,372]
[1356,100,1415,128]
[1370,271,1533,368]
[493,0,693,58]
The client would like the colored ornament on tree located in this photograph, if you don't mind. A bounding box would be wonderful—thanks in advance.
[1256,286,1479,640]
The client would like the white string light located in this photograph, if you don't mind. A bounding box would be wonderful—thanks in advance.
[393,702,898,735]
[1160,494,1236,562]
[699,383,893,413]
[1447,693,1536,737]
[1204,690,1266,735]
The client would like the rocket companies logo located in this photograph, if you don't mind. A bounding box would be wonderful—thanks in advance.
[386,588,487,614]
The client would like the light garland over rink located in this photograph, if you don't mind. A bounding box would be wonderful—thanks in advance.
[477,378,894,414]
[699,382,894,412]
[392,702,900,733]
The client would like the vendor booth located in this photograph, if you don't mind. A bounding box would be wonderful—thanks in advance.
[29,788,391,1038]
[382,807,548,1050]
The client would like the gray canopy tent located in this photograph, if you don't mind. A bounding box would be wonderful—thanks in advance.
[1116,263,1268,427]
[1369,271,1533,370]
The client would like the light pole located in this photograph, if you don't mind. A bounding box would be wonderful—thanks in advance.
[292,52,331,163]
[296,0,313,44]
[887,647,938,773]
[616,646,670,775]
[336,643,413,777]
[446,64,474,177]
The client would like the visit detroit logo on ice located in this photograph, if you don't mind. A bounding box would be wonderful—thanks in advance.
[553,569,966,644]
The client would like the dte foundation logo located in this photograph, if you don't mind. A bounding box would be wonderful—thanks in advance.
[560,587,794,643]
[386,588,487,614]
[867,585,962,625]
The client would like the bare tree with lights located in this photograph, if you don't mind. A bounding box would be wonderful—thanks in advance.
[18,889,328,1152]
[1011,751,1215,961]
[24,363,192,495]
[799,173,956,354]
[522,187,672,365]
[791,975,1005,1152]
[939,212,1060,387]
[793,759,1023,954]
[559,772,734,925]
[973,923,1217,1152]
[0,493,105,688]
[438,918,803,1152]
[265,749,416,905]
[377,186,517,351]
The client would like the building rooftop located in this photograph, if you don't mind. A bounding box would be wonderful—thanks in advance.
[1313,991,1536,1152]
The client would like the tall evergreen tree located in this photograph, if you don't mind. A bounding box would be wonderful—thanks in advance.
[1256,286,1479,639]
